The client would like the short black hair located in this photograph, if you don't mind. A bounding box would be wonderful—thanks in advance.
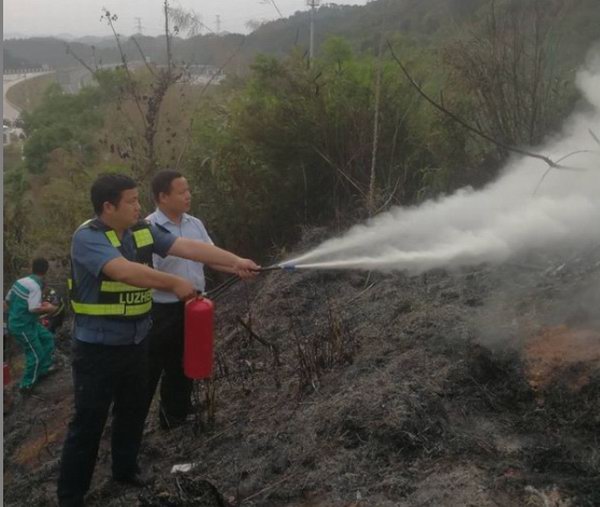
[151,170,183,202]
[32,257,49,276]
[91,173,137,215]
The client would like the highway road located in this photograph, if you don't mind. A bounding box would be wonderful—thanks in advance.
[3,72,53,121]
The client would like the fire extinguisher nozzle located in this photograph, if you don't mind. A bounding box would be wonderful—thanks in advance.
[257,264,296,272]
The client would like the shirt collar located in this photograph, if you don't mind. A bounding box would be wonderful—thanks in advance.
[154,208,189,226]
[29,274,44,288]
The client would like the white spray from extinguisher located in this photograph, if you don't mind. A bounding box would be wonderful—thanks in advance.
[277,63,600,275]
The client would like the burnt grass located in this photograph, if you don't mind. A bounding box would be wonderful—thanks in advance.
[4,230,600,506]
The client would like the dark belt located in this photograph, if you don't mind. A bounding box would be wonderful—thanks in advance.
[152,292,203,307]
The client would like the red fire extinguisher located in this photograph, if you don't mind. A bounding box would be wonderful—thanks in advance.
[3,362,11,386]
[184,297,215,379]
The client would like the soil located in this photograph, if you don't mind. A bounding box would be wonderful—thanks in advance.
[4,229,600,506]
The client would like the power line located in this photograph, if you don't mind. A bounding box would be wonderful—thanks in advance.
[270,0,284,18]
[259,0,283,19]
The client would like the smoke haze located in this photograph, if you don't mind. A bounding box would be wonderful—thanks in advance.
[287,61,600,274]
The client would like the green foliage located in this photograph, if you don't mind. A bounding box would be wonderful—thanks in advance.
[4,0,588,278]
[32,171,96,256]
[3,166,33,286]
[22,84,101,173]
[3,72,128,282]
[181,38,477,255]
[94,68,130,101]
[321,37,353,67]
[2,143,25,173]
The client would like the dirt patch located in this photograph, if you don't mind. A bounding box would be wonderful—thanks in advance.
[11,398,71,468]
[524,325,600,391]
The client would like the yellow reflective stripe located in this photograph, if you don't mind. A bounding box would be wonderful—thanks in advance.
[133,228,153,248]
[71,301,126,315]
[70,300,152,316]
[67,279,73,289]
[125,301,152,316]
[105,230,121,247]
[100,281,148,293]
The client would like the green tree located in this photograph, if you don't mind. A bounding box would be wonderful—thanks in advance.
[22,83,106,173]
[180,37,469,255]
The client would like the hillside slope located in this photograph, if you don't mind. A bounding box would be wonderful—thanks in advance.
[4,229,600,506]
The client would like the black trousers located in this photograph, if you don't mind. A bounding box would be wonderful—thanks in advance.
[145,302,192,425]
[57,338,149,504]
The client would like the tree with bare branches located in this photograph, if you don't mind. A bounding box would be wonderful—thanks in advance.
[444,0,573,150]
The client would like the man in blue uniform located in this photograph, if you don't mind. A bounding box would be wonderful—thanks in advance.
[145,170,219,429]
[57,173,259,507]
[5,257,58,392]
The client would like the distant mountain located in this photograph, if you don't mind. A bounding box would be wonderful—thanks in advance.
[4,49,34,70]
[55,33,77,41]
[4,0,599,72]
[242,0,600,65]
[4,32,29,40]
[3,38,99,69]
[71,35,118,48]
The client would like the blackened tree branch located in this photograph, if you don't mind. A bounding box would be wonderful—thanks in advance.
[387,42,585,172]
[130,36,157,77]
[64,43,95,74]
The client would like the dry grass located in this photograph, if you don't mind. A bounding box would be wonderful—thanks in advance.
[292,298,357,395]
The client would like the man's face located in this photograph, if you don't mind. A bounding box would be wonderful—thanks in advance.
[160,177,191,216]
[106,188,141,228]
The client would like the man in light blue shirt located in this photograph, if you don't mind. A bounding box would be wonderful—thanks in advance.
[148,209,213,303]
[57,173,259,507]
[144,170,239,429]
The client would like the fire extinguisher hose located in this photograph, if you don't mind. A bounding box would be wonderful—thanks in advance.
[205,264,292,301]
[205,275,241,301]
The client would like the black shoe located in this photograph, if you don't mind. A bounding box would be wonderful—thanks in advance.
[57,496,84,507]
[41,365,58,378]
[114,471,153,488]
[19,385,34,396]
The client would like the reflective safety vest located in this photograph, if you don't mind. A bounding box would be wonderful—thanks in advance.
[69,219,155,319]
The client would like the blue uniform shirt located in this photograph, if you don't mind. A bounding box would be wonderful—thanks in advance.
[71,220,177,345]
[146,209,213,303]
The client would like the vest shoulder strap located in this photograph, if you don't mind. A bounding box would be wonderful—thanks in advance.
[77,219,123,247]
[76,218,98,232]
[131,220,154,249]
[131,219,152,230]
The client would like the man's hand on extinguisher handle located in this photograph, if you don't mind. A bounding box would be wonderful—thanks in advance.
[172,277,197,302]
[233,258,261,279]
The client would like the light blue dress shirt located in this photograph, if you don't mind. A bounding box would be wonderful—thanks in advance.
[146,209,213,303]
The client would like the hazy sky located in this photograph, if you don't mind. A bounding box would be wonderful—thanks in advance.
[4,0,369,38]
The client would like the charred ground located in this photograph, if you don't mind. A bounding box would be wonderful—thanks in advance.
[4,230,600,506]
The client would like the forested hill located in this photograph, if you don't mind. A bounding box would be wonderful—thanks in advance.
[251,0,600,57]
[5,0,600,71]
[3,49,34,69]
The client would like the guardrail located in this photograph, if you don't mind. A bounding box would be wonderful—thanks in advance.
[4,68,52,75]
